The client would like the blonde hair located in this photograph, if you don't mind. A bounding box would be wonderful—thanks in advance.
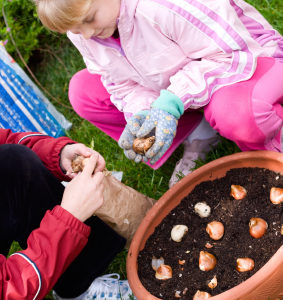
[34,0,93,33]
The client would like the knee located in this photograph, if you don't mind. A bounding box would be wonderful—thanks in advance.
[68,69,89,117]
[0,144,42,176]
[68,69,109,120]
[204,100,240,134]
[205,100,257,142]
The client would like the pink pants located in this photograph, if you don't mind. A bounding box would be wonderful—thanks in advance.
[205,57,283,152]
[69,57,283,169]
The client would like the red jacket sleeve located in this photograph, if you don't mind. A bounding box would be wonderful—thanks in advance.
[0,206,90,300]
[0,129,76,182]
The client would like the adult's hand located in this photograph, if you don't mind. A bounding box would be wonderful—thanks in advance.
[60,143,105,178]
[60,154,104,222]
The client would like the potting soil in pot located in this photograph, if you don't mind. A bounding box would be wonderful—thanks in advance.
[138,168,283,299]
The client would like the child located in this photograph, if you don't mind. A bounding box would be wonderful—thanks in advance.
[34,0,283,186]
[0,129,134,300]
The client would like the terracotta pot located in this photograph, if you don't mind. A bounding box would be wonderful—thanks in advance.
[127,151,283,300]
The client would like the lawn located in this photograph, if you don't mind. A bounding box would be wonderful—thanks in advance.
[6,0,283,298]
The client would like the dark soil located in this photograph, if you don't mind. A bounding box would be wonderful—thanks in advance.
[138,168,283,299]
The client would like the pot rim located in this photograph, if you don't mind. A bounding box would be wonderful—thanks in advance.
[127,150,283,300]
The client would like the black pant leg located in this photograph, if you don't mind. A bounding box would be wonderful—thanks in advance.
[53,216,126,298]
[0,144,63,253]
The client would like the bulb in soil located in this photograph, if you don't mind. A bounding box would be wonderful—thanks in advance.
[205,242,213,249]
[236,258,254,272]
[206,221,224,240]
[199,251,217,271]
[193,290,212,299]
[270,187,283,204]
[155,264,173,280]
[151,256,165,271]
[249,217,268,238]
[175,291,181,298]
[230,184,247,200]
[194,202,211,218]
[171,225,188,242]
[178,259,186,265]
[207,275,218,289]
[132,136,155,155]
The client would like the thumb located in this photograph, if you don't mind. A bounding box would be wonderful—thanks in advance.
[136,119,155,138]
[128,114,145,135]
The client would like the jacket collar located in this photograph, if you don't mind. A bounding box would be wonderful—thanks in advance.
[117,0,139,34]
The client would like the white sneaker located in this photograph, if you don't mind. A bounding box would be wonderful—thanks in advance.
[53,274,136,300]
[169,135,220,188]
[85,274,136,300]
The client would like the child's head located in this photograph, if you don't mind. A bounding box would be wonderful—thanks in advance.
[34,0,120,39]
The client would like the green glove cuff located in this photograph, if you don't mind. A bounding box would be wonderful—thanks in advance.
[136,110,149,116]
[151,90,184,119]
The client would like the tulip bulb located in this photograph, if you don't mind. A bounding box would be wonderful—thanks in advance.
[230,185,247,200]
[194,202,211,218]
[236,258,254,272]
[206,221,224,240]
[249,217,268,238]
[208,275,218,289]
[175,291,181,298]
[193,290,212,299]
[71,155,88,173]
[151,256,165,271]
[270,187,283,204]
[171,225,188,242]
[155,264,173,280]
[133,136,155,155]
[199,251,217,271]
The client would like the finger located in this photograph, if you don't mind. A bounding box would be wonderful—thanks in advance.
[92,171,104,183]
[95,154,106,172]
[118,127,135,149]
[149,145,168,164]
[94,178,105,192]
[128,115,144,135]
[136,119,155,138]
[64,162,73,175]
[124,149,137,161]
[145,138,164,159]
[134,154,143,163]
[74,144,93,157]
[82,153,98,176]
[65,169,75,178]
[66,171,77,179]
[92,173,105,195]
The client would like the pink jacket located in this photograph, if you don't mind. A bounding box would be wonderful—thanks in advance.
[68,0,283,119]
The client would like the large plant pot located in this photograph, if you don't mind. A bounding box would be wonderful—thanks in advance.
[127,151,283,300]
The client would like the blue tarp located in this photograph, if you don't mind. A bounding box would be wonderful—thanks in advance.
[0,42,71,137]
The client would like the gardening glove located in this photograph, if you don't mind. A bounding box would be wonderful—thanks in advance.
[136,90,184,164]
[118,113,148,163]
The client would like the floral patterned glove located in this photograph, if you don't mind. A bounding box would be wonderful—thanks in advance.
[136,108,178,164]
[119,90,184,165]
[118,113,147,162]
[136,90,184,164]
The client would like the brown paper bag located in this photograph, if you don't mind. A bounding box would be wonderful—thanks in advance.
[95,171,156,248]
[71,155,155,248]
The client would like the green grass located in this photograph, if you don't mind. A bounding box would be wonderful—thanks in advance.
[9,0,283,298]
